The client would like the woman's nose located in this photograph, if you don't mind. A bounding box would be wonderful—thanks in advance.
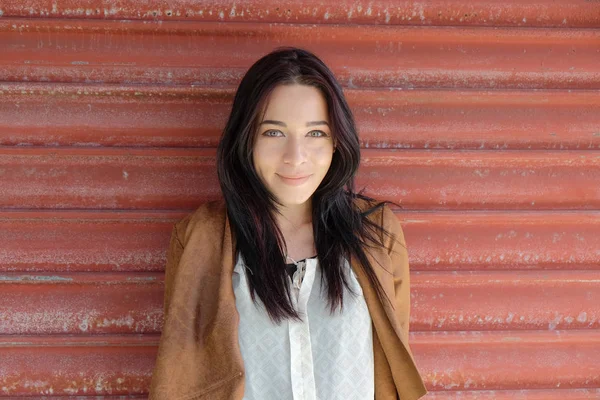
[283,136,307,165]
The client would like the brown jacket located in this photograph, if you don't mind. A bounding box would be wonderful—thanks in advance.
[149,198,428,400]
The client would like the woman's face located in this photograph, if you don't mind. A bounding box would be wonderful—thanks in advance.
[252,84,335,209]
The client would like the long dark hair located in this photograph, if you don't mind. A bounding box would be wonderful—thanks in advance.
[217,46,400,323]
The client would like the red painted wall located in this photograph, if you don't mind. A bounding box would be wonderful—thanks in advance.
[1,1,599,398]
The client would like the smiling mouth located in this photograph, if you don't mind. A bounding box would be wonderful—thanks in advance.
[279,174,311,179]
[277,174,312,185]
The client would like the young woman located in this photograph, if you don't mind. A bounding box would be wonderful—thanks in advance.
[149,47,427,400]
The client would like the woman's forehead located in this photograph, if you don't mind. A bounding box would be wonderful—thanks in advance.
[261,84,329,123]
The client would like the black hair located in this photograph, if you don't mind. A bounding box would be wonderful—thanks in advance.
[217,46,401,323]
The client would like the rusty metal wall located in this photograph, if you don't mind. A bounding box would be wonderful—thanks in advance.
[1,1,599,398]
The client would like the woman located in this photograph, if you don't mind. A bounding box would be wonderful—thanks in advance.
[149,47,427,400]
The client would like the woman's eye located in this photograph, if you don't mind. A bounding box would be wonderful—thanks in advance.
[262,130,328,137]
[263,130,283,137]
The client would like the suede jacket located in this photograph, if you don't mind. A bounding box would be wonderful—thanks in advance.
[148,198,428,400]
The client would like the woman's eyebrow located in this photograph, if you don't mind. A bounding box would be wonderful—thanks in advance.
[259,120,329,127]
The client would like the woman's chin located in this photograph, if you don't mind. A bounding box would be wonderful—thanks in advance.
[273,193,312,208]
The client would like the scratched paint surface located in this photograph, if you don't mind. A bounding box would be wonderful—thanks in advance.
[1,148,599,210]
[1,85,599,149]
[0,21,599,88]
[0,212,184,272]
[1,0,599,398]
[0,0,598,27]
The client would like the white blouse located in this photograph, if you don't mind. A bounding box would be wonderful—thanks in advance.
[232,252,374,400]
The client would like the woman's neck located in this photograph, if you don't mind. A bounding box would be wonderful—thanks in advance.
[274,200,312,231]
[275,200,316,261]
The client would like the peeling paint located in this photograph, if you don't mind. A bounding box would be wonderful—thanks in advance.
[0,275,73,282]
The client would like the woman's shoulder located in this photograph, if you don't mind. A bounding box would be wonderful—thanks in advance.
[353,196,395,224]
[172,196,400,247]
[173,199,227,246]
[353,196,404,250]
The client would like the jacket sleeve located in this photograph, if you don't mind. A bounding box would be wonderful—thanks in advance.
[149,224,185,400]
[163,224,184,323]
[382,205,412,341]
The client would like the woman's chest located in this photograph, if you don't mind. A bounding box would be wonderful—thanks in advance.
[232,255,375,400]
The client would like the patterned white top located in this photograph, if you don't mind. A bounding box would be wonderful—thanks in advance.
[233,252,374,400]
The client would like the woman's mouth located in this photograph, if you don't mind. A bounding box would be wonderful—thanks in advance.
[277,174,312,186]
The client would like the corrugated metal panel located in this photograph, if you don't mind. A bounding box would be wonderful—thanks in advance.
[2,85,599,149]
[1,149,599,209]
[1,21,599,88]
[1,0,599,398]
[0,0,599,27]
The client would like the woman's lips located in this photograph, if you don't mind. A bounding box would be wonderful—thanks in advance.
[277,174,312,186]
